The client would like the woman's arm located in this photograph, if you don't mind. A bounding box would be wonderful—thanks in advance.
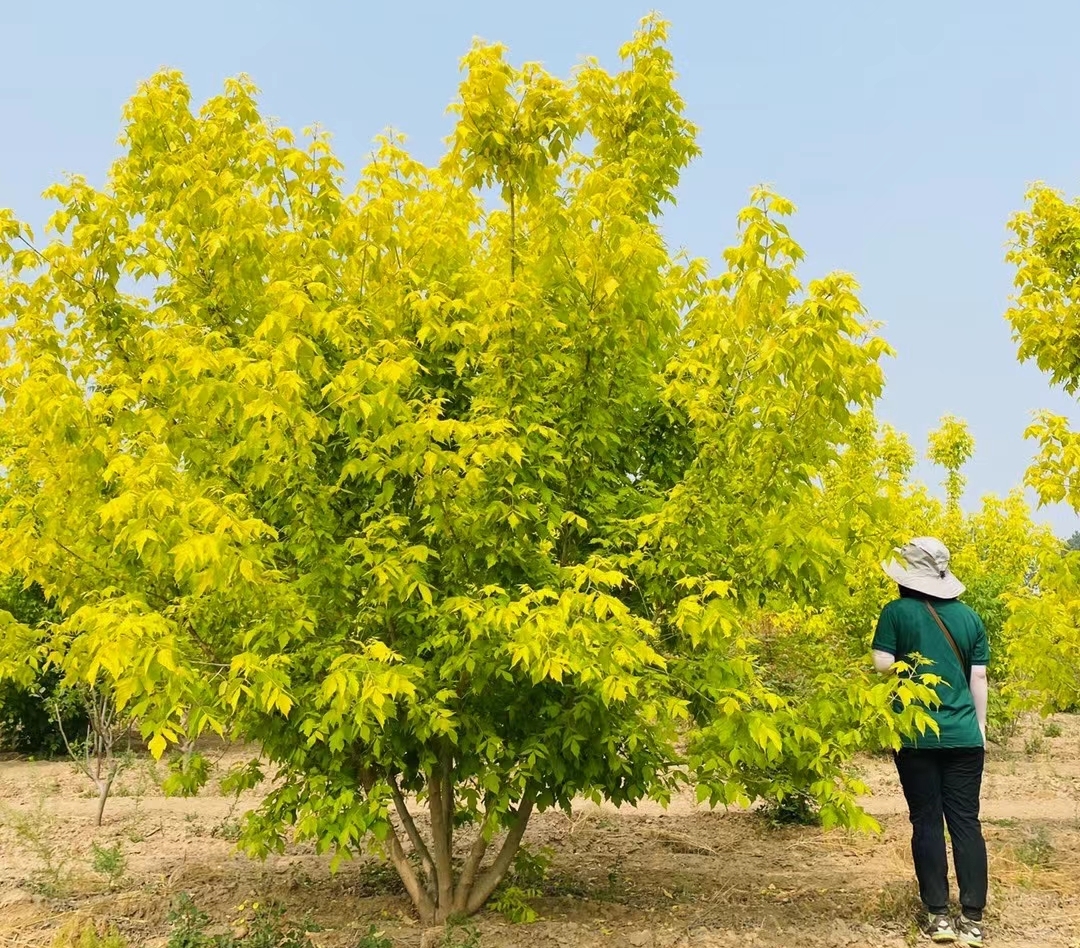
[969,664,988,742]
[872,649,895,674]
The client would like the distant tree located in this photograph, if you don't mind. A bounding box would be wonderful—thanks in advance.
[0,578,88,757]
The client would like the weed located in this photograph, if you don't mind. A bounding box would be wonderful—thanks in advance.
[441,919,481,948]
[510,846,551,890]
[1023,735,1044,756]
[354,859,406,896]
[51,920,128,948]
[872,881,923,941]
[1014,826,1054,868]
[120,756,161,840]
[355,927,393,948]
[211,817,243,841]
[1043,721,1063,739]
[0,797,72,896]
[759,789,821,827]
[491,845,552,923]
[490,885,537,924]
[165,894,321,948]
[166,894,213,948]
[232,901,320,948]
[90,840,127,888]
[211,799,244,841]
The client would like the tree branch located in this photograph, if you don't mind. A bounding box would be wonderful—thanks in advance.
[465,789,536,915]
[384,819,436,924]
[389,776,435,886]
[54,704,93,781]
[453,809,493,912]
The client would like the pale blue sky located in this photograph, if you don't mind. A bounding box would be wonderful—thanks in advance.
[3,0,1079,533]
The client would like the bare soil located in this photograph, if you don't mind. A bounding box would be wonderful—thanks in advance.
[1,715,1078,948]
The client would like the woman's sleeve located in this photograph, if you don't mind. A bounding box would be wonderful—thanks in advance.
[872,605,898,655]
[971,613,990,666]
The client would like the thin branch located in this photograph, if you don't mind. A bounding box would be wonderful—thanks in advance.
[54,704,94,782]
[389,776,435,884]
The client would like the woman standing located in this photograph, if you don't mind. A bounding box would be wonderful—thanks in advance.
[872,537,990,946]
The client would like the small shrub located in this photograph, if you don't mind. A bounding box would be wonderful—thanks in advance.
[0,581,89,758]
[91,841,127,888]
[1023,735,1044,757]
[1042,721,1063,738]
[166,894,213,948]
[0,798,72,896]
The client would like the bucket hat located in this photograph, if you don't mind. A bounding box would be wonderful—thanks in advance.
[881,537,965,599]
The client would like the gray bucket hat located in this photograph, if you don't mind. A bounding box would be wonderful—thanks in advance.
[881,537,965,599]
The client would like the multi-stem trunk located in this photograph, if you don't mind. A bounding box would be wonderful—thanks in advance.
[383,768,536,925]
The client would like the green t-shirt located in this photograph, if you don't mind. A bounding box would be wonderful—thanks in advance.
[872,597,989,749]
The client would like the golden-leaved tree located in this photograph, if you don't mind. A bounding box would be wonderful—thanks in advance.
[0,18,938,921]
[765,410,1058,743]
[999,184,1080,713]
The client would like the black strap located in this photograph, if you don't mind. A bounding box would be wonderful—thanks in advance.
[924,601,969,684]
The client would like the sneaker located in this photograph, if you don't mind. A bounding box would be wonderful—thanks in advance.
[955,915,984,947]
[925,913,957,943]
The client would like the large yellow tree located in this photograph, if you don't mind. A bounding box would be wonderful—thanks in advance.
[1,18,938,921]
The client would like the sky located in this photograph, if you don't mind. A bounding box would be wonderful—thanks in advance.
[2,0,1079,534]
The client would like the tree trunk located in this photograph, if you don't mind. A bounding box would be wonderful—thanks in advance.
[427,763,455,914]
[385,779,536,925]
[94,772,115,827]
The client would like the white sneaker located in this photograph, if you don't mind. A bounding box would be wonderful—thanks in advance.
[926,912,957,943]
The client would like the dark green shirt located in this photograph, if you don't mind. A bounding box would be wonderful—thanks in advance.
[872,597,989,749]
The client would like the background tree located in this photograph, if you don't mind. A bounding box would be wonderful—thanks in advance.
[0,577,89,757]
[998,183,1080,712]
[0,18,940,923]
[927,414,975,534]
[788,412,1057,738]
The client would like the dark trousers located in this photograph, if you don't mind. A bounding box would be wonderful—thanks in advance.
[894,747,987,920]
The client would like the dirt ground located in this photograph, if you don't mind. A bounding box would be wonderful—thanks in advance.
[1,716,1077,948]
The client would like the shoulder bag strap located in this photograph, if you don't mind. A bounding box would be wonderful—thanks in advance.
[924,601,969,685]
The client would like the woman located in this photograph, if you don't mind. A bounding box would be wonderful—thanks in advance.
[872,537,989,946]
